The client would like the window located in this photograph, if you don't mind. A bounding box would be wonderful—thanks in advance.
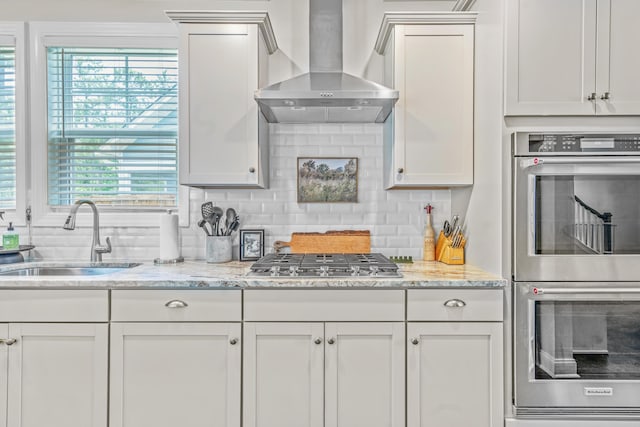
[0,45,15,209]
[47,47,178,208]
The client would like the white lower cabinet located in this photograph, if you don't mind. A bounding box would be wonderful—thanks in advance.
[0,287,506,427]
[0,290,109,427]
[109,322,241,427]
[109,290,242,427]
[1,323,108,427]
[324,322,405,427]
[243,322,405,427]
[407,322,503,427]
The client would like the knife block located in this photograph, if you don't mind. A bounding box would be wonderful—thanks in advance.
[435,230,466,265]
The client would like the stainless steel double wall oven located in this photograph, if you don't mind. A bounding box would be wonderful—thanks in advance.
[512,132,640,417]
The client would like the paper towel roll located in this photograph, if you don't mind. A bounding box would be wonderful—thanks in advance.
[159,211,180,261]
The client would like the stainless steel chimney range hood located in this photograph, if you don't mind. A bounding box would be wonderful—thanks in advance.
[254,0,399,124]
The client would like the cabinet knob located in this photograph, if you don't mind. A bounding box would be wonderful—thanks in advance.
[0,338,17,346]
[600,92,610,101]
[314,337,323,345]
[587,92,597,101]
[411,338,419,345]
[443,299,466,308]
[164,299,188,308]
[249,167,256,173]
[229,338,238,345]
[397,168,404,174]
[327,338,335,345]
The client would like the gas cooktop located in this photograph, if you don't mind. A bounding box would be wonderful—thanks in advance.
[247,253,401,278]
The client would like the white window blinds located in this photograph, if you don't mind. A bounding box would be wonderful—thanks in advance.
[0,46,16,209]
[47,47,178,207]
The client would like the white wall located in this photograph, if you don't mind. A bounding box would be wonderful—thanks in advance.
[453,0,504,272]
[4,0,506,276]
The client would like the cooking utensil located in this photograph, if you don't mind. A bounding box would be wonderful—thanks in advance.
[212,206,224,235]
[226,215,240,236]
[201,202,214,223]
[224,208,237,236]
[197,219,211,236]
[443,220,452,237]
[450,215,459,234]
[450,225,462,248]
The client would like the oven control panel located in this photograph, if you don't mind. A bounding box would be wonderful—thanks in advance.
[527,134,640,153]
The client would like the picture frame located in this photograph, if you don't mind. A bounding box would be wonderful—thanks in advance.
[239,229,265,261]
[297,157,358,203]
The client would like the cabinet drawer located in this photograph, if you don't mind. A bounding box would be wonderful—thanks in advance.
[0,290,108,322]
[407,289,503,321]
[244,289,404,321]
[111,290,241,322]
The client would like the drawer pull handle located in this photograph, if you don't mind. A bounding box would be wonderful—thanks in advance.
[314,337,323,345]
[165,300,189,308]
[0,338,17,346]
[443,299,466,308]
[229,338,238,345]
[411,338,419,345]
[327,338,335,345]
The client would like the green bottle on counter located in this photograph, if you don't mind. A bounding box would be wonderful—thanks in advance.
[2,222,19,250]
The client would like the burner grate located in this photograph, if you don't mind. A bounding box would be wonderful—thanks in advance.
[248,253,401,278]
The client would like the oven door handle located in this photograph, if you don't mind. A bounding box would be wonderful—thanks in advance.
[520,157,640,169]
[534,287,640,295]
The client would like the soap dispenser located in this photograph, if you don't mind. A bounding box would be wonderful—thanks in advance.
[3,222,19,250]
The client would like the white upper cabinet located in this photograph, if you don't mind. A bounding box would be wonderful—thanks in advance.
[376,13,476,188]
[506,0,640,115]
[167,11,277,188]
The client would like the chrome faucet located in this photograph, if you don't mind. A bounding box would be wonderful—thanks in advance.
[62,200,112,262]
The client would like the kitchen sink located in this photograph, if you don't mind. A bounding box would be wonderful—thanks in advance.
[0,263,141,277]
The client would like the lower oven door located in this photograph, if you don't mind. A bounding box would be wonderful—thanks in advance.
[515,282,640,415]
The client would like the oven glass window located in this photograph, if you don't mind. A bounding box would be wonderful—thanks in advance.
[534,301,640,380]
[534,175,640,255]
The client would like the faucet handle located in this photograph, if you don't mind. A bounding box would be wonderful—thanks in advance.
[96,237,112,254]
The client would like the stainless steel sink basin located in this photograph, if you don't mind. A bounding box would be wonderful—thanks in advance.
[0,263,141,277]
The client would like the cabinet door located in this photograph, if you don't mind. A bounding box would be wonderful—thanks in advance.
[178,23,263,187]
[324,322,405,427]
[505,0,597,115]
[243,323,324,427]
[6,323,108,427]
[597,0,640,114]
[407,322,503,427]
[389,24,474,188]
[110,322,241,427]
[0,324,8,427]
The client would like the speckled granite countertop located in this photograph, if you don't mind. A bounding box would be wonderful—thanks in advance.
[0,260,506,289]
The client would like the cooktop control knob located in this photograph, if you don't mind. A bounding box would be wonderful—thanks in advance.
[319,265,330,277]
[350,265,360,276]
[369,266,379,277]
[289,266,299,277]
[270,266,281,277]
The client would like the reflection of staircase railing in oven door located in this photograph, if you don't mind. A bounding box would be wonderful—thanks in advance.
[573,195,614,254]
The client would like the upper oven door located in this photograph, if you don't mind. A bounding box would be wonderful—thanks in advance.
[513,155,640,281]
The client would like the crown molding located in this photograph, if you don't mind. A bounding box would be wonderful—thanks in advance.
[375,11,478,54]
[166,10,278,54]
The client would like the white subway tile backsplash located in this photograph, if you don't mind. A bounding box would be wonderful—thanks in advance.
[23,123,451,262]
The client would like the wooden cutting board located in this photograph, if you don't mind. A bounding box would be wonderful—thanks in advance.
[273,230,371,254]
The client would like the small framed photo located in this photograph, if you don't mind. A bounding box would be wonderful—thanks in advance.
[239,229,265,261]
[297,157,358,203]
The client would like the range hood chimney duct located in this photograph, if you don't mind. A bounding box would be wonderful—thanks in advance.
[254,0,399,124]
[309,0,342,73]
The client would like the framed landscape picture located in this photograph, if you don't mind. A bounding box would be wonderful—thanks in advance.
[239,229,265,261]
[297,157,358,203]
